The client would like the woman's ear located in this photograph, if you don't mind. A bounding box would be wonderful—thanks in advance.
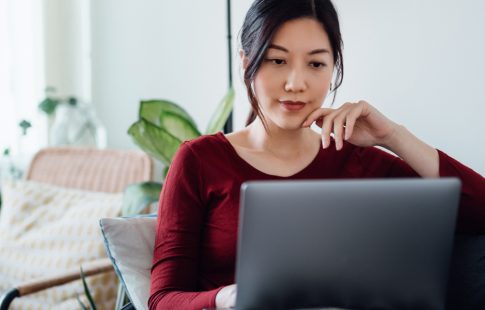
[239,49,249,71]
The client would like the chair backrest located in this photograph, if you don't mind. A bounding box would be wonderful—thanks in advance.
[0,147,153,309]
[25,147,152,193]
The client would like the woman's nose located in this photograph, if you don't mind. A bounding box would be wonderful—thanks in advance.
[284,69,307,93]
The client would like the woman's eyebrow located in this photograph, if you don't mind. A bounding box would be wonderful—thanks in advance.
[268,44,330,55]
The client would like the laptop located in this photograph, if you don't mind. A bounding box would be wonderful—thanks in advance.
[235,178,461,310]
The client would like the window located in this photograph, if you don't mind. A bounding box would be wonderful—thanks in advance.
[0,0,46,168]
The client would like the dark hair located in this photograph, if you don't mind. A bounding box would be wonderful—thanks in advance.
[240,0,344,126]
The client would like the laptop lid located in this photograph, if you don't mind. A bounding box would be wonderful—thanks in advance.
[235,178,461,310]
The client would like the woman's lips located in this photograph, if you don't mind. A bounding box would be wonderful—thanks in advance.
[280,100,306,111]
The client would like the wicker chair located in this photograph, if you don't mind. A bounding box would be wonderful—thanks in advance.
[0,147,152,309]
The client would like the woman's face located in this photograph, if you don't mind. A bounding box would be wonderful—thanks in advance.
[251,17,334,130]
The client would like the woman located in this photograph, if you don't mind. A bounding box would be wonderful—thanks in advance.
[149,0,485,309]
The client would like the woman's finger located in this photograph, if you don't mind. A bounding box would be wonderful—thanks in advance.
[330,103,352,150]
[344,104,363,140]
[302,108,333,127]
[344,115,355,141]
[333,111,348,150]
[320,111,338,148]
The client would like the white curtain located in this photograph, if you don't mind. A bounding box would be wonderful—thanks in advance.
[0,0,46,168]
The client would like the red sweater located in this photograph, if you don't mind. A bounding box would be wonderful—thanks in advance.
[149,132,485,310]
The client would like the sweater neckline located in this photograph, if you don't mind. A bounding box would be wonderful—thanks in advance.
[216,131,323,179]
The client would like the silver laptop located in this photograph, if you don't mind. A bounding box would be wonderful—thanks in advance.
[235,178,461,310]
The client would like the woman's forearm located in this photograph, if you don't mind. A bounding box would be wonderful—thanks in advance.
[381,125,439,178]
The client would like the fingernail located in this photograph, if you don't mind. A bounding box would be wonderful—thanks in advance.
[335,142,343,151]
[322,137,327,148]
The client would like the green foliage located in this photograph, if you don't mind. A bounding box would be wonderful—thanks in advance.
[78,267,97,310]
[139,99,197,129]
[206,88,235,134]
[38,86,60,115]
[128,87,234,176]
[125,88,234,221]
[122,181,162,216]
[76,294,88,310]
[38,87,79,116]
[18,120,32,136]
[128,119,181,167]
[38,97,59,115]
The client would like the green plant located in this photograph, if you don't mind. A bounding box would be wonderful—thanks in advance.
[123,88,234,216]
[128,87,234,176]
[38,86,79,116]
[18,120,32,135]
[77,267,97,310]
[38,86,60,116]
[121,181,163,216]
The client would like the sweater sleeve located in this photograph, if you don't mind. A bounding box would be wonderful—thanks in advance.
[382,148,485,233]
[148,142,223,310]
[435,150,485,233]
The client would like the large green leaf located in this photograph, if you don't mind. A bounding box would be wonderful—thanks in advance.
[159,110,201,141]
[205,88,235,134]
[127,119,182,166]
[139,100,197,129]
[122,181,162,216]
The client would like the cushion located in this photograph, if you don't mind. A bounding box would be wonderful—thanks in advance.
[99,215,157,310]
[0,179,123,310]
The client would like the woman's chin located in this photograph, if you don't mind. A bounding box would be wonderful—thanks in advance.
[273,120,307,132]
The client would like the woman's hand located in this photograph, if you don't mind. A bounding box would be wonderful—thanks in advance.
[302,100,398,150]
[302,100,440,177]
[215,284,237,308]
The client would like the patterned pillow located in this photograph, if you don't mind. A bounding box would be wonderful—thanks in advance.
[0,179,123,310]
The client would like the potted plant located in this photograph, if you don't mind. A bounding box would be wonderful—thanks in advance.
[121,88,235,216]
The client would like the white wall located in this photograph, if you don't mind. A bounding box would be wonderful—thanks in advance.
[91,0,485,175]
[43,0,91,101]
[91,0,228,150]
[332,0,485,174]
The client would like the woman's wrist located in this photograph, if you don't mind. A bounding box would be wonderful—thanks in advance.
[378,123,407,152]
[378,124,439,177]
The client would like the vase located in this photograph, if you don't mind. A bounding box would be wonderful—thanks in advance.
[49,100,106,148]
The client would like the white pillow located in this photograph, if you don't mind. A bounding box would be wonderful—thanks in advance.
[99,215,157,310]
[0,179,123,310]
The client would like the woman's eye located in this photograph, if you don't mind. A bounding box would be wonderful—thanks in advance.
[266,58,286,65]
[310,62,326,69]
